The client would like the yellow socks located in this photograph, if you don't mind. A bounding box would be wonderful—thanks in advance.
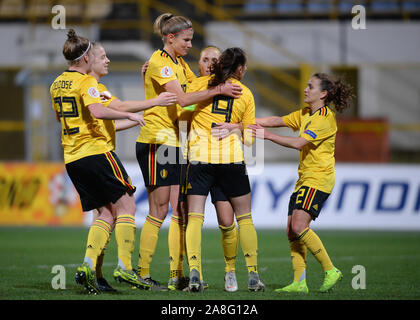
[186,212,204,280]
[289,238,307,282]
[138,214,163,278]
[84,219,112,270]
[219,223,238,273]
[237,213,258,273]
[298,228,333,271]
[115,214,136,271]
[96,230,112,278]
[168,214,186,280]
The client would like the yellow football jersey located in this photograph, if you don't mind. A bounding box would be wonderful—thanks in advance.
[50,70,110,164]
[188,75,256,164]
[97,82,118,151]
[282,106,337,194]
[137,49,196,147]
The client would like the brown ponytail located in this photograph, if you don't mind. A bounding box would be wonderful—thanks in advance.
[153,12,192,41]
[313,73,354,113]
[208,47,247,87]
[62,28,91,64]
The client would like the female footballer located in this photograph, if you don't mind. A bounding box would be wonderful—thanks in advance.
[193,45,241,292]
[87,42,177,292]
[185,47,265,293]
[249,73,353,293]
[50,29,145,294]
[142,45,242,292]
[135,13,242,290]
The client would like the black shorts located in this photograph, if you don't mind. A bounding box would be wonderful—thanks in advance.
[186,162,250,199]
[136,142,183,187]
[288,186,330,220]
[179,162,229,203]
[66,151,136,212]
[210,185,229,203]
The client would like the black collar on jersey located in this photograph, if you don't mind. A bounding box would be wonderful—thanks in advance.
[160,49,178,64]
[318,106,328,116]
[309,105,328,116]
[65,69,85,75]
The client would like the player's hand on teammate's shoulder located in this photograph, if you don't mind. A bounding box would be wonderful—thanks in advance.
[218,80,242,98]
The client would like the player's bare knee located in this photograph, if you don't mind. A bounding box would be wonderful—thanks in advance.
[290,218,305,236]
[218,216,234,228]
[150,201,169,219]
[114,193,136,216]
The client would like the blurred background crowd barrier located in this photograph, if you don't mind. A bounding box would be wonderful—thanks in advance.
[0,0,419,229]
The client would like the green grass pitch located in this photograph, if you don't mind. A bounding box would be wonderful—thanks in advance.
[0,227,419,301]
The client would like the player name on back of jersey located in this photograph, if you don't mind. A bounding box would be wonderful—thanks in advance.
[51,80,73,90]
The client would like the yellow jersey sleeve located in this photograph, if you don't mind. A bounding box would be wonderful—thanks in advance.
[241,87,256,146]
[301,112,337,147]
[241,88,256,128]
[282,110,301,132]
[97,83,117,151]
[79,76,102,107]
[148,56,178,87]
[98,83,118,107]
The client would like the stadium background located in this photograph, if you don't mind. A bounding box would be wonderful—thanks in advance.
[0,0,419,301]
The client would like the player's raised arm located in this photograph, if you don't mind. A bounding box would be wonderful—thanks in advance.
[256,116,286,128]
[108,91,178,113]
[115,117,146,131]
[163,78,242,108]
[87,102,143,125]
[248,123,310,151]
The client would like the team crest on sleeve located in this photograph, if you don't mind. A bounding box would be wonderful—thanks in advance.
[161,66,173,78]
[88,87,100,98]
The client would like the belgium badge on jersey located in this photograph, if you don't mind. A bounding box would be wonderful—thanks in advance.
[160,169,168,179]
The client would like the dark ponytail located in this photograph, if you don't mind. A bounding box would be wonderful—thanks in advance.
[208,47,247,87]
[313,73,354,113]
[62,28,91,63]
